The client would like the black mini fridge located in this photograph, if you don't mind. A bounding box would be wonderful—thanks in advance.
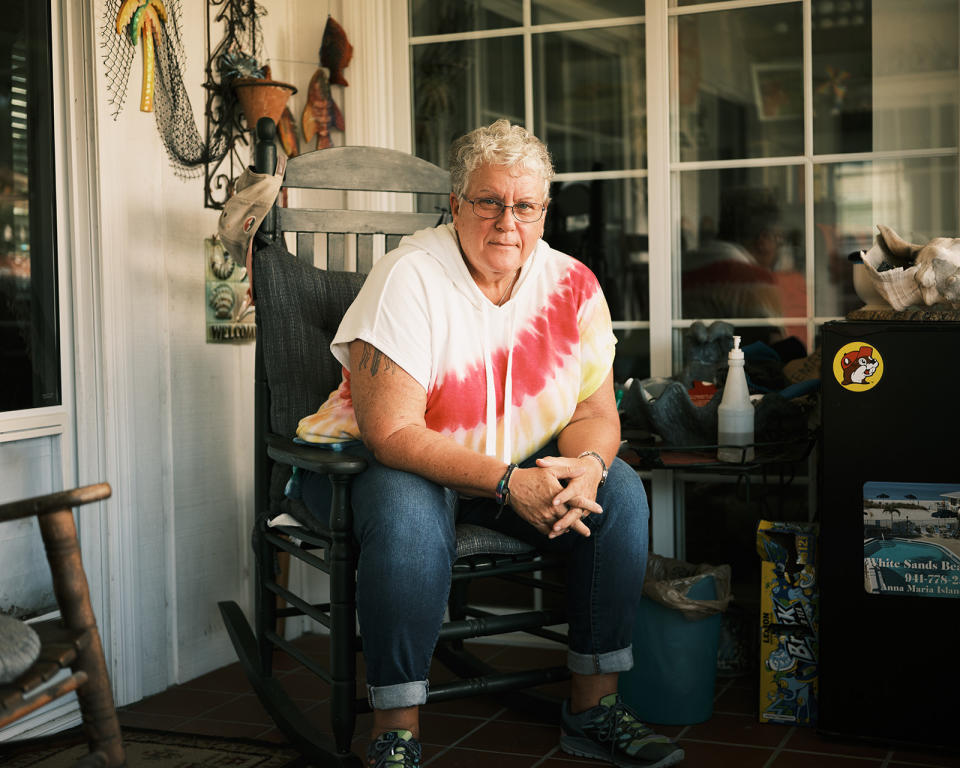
[819,320,960,749]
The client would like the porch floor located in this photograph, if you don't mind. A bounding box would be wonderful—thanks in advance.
[116,633,958,767]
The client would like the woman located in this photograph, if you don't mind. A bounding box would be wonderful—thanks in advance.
[297,120,684,768]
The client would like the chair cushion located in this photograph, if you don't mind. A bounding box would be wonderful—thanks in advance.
[454,523,535,558]
[253,240,367,438]
[0,614,40,684]
[268,504,535,559]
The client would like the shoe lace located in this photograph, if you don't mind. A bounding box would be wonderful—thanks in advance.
[592,697,665,758]
[368,731,421,767]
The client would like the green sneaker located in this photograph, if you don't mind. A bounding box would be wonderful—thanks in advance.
[560,693,685,767]
[366,729,421,767]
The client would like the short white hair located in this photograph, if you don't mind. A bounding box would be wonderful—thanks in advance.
[448,119,554,202]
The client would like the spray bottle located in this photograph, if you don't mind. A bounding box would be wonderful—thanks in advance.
[717,336,755,462]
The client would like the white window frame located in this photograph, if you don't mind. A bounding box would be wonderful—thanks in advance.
[405,0,959,555]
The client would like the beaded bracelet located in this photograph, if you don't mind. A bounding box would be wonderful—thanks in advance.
[495,463,518,518]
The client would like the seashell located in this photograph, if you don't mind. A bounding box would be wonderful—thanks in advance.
[849,255,888,310]
[860,240,922,310]
[0,614,41,684]
[209,283,236,320]
[210,249,236,280]
[867,225,960,309]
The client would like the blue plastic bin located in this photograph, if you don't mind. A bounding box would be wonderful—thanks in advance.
[619,574,723,725]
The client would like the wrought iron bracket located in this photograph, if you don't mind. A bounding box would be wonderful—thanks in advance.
[203,0,262,209]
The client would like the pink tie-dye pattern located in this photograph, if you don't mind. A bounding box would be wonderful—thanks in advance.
[424,263,598,433]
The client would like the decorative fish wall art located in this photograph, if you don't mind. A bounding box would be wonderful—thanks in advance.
[301,15,353,150]
[302,68,344,150]
[278,106,300,157]
[320,15,354,86]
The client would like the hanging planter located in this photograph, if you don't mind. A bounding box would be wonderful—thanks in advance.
[231,77,297,130]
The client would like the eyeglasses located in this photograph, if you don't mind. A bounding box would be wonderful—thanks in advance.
[461,196,546,223]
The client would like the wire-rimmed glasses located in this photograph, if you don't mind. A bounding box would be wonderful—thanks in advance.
[461,196,546,223]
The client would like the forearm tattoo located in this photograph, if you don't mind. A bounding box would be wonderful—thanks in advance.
[359,342,394,377]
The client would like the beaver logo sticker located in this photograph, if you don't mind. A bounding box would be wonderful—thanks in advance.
[833,342,884,391]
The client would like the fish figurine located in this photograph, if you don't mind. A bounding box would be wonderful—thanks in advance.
[302,68,344,149]
[278,106,300,157]
[320,16,353,86]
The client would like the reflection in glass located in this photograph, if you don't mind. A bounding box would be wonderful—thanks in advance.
[533,25,645,173]
[614,328,650,385]
[1,1,59,413]
[812,0,873,154]
[543,177,648,325]
[677,167,807,349]
[532,0,644,25]
[412,37,524,168]
[813,156,959,317]
[409,0,522,37]
[869,0,958,153]
[675,4,802,162]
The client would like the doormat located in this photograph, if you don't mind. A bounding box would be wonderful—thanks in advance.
[1,726,306,767]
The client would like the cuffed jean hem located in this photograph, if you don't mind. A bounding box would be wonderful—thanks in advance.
[367,680,429,710]
[567,646,635,676]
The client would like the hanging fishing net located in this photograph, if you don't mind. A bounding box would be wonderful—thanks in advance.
[100,0,263,179]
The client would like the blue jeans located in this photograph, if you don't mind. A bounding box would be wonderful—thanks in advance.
[300,441,649,710]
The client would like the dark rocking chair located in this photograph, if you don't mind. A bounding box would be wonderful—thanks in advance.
[218,119,570,766]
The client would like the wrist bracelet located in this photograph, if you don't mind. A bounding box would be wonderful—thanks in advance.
[495,463,518,518]
[578,451,608,487]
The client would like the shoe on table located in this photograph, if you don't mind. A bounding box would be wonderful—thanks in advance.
[560,693,685,767]
[367,729,422,767]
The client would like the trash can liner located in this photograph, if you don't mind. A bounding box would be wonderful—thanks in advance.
[620,554,733,725]
[643,554,733,619]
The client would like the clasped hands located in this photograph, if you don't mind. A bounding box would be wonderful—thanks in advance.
[507,455,604,539]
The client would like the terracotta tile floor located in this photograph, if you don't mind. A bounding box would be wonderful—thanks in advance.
[117,633,959,767]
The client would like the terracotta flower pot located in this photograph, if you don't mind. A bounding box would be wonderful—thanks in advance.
[232,77,297,128]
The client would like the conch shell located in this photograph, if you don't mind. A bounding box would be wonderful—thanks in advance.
[860,224,960,309]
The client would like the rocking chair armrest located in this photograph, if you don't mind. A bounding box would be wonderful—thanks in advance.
[0,483,112,524]
[264,432,367,475]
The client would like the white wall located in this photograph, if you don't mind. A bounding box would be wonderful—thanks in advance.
[86,0,260,696]
[87,0,381,693]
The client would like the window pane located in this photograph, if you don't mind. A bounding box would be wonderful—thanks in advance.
[870,0,958,153]
[533,25,645,173]
[532,0,644,25]
[812,0,872,154]
[813,156,959,317]
[544,177,649,323]
[614,328,650,385]
[0,1,60,412]
[677,167,808,350]
[412,37,524,168]
[682,477,809,602]
[409,0,522,37]
[675,5,803,162]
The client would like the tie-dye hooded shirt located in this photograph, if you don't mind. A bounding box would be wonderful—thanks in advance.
[296,223,616,464]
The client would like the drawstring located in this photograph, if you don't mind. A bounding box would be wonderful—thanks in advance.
[502,309,517,464]
[482,307,497,459]
[481,304,518,464]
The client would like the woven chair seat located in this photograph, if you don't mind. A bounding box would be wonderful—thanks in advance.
[273,494,535,559]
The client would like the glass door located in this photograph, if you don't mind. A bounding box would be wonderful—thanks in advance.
[407,0,960,567]
[0,0,60,413]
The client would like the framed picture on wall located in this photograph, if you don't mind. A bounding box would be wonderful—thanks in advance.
[752,63,803,122]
